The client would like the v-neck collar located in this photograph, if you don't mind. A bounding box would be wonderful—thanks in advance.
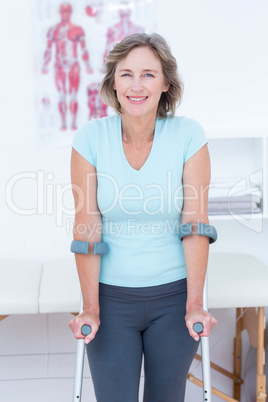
[117,115,160,174]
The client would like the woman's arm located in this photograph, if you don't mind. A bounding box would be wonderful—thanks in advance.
[181,144,217,340]
[68,148,102,342]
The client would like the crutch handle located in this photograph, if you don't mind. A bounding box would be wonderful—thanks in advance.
[193,322,203,334]
[81,324,91,336]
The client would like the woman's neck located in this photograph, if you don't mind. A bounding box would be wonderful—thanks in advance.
[121,113,157,145]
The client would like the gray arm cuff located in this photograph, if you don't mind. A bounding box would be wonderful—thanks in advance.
[178,222,218,244]
[70,240,109,255]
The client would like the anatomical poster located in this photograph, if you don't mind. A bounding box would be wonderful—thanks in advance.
[32,0,157,148]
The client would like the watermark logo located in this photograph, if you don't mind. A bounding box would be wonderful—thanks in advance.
[5,169,263,234]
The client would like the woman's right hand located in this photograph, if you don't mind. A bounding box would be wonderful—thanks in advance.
[68,307,100,344]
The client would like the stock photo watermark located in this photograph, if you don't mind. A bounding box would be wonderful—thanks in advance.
[5,169,263,234]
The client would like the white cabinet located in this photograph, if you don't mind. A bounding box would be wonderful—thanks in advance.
[206,129,268,220]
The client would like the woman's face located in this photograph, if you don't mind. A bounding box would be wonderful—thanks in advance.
[113,47,169,120]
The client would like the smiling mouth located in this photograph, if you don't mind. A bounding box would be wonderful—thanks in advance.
[127,96,148,102]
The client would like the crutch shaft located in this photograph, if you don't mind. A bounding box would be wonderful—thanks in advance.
[73,339,86,401]
[201,272,212,402]
[73,295,86,402]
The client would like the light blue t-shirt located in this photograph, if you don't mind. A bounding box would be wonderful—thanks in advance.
[72,114,208,287]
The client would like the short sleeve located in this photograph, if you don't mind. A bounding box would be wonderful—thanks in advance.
[182,117,208,164]
[71,121,97,167]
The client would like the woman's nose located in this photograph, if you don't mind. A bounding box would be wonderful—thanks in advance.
[130,78,144,93]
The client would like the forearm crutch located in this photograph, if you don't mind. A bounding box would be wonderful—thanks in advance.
[72,294,88,402]
[70,240,109,402]
[179,222,217,402]
[194,272,212,402]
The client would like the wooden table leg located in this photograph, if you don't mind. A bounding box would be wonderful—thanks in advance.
[233,308,242,401]
[257,307,267,402]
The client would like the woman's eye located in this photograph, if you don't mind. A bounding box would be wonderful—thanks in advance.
[121,73,131,77]
[144,73,154,77]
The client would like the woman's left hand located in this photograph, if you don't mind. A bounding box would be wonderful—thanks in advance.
[185,306,217,341]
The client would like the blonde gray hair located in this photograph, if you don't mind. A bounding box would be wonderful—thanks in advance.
[99,33,184,118]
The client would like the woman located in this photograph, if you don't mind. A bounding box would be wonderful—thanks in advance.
[68,32,217,402]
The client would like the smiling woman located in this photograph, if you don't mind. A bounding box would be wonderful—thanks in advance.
[100,32,183,118]
[69,32,217,402]
[112,47,169,121]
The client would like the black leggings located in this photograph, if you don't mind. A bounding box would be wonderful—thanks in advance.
[86,279,199,402]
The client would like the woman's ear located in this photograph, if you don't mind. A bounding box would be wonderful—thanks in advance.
[163,81,170,93]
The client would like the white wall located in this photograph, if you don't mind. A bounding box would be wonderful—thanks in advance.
[1,0,268,401]
[156,0,268,130]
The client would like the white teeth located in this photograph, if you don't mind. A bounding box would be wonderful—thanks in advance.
[128,97,147,101]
